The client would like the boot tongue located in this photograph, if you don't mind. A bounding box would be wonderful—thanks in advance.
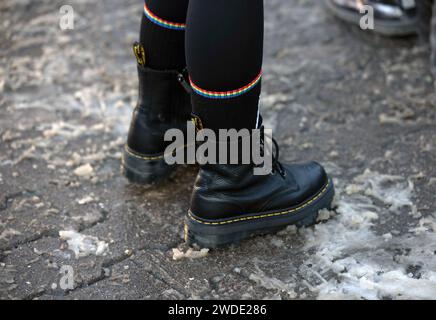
[257,115,285,177]
[256,115,263,129]
[191,113,204,133]
[133,42,146,67]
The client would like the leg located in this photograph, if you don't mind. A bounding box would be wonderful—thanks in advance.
[186,0,263,131]
[140,0,189,70]
[122,0,191,184]
[184,0,335,247]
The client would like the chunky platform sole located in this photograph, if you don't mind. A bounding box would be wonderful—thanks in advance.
[121,145,174,184]
[324,0,416,37]
[185,179,335,248]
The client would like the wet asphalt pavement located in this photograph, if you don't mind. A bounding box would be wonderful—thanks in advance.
[0,0,435,299]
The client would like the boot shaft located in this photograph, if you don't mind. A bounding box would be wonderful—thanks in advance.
[135,42,191,123]
[127,43,192,156]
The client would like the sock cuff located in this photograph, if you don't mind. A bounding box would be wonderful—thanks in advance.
[189,70,262,99]
[191,84,262,132]
[143,2,186,31]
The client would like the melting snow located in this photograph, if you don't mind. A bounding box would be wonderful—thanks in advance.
[300,170,436,300]
[172,248,209,261]
[353,169,415,212]
[249,265,297,299]
[73,163,94,177]
[59,230,109,259]
[76,195,95,205]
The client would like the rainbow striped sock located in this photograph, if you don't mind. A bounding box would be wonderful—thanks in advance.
[143,2,186,31]
[190,70,262,99]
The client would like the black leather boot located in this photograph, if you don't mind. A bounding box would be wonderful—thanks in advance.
[122,43,192,184]
[324,0,417,36]
[185,121,335,248]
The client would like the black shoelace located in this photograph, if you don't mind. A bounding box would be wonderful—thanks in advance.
[258,117,285,177]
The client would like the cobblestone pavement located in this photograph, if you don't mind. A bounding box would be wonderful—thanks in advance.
[1,0,435,300]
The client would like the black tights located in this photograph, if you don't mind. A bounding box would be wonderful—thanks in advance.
[140,0,264,131]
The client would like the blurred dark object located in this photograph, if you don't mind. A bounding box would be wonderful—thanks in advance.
[416,0,436,77]
[324,0,417,36]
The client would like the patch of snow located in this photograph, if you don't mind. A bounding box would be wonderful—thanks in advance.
[270,237,285,248]
[172,247,209,261]
[76,195,94,205]
[276,225,298,236]
[382,233,393,241]
[68,152,106,167]
[249,265,297,299]
[74,163,94,177]
[409,216,436,235]
[300,170,436,300]
[59,230,109,259]
[345,184,360,195]
[354,169,415,212]
[317,208,335,222]
[41,121,87,138]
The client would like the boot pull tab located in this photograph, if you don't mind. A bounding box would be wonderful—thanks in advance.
[191,113,204,133]
[177,68,193,94]
[133,42,146,67]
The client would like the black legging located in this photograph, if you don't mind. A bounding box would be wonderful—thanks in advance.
[141,0,264,131]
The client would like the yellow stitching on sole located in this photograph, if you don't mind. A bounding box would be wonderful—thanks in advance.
[188,181,330,226]
[124,145,165,160]
[124,144,193,161]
